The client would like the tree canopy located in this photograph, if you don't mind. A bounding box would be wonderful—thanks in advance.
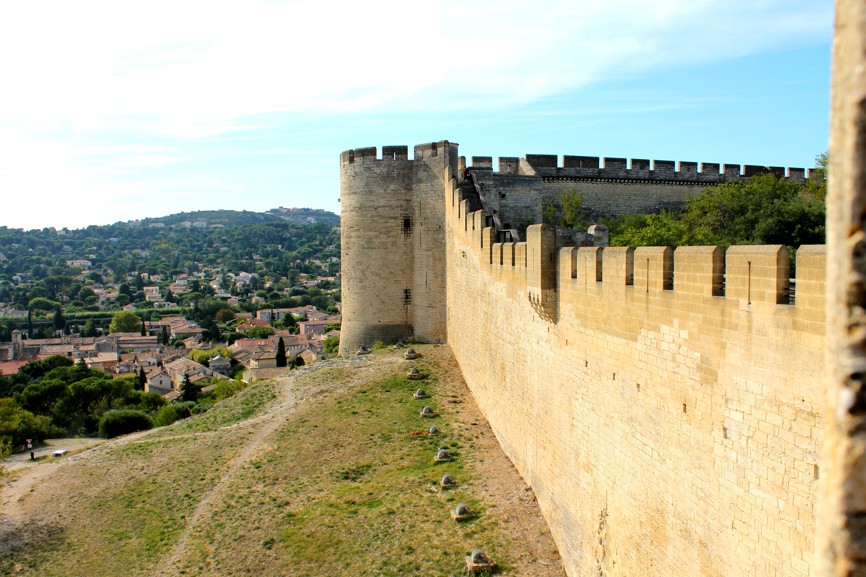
[109,311,143,334]
[606,173,825,248]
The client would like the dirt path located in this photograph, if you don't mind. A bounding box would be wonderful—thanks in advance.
[152,376,295,575]
[152,353,403,576]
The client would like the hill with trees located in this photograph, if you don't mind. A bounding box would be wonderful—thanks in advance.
[138,207,340,227]
[0,208,341,340]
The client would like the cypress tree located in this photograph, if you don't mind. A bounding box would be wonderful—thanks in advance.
[180,373,199,403]
[276,337,287,367]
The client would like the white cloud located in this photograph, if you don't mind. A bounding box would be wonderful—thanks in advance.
[0,0,832,229]
[0,0,831,130]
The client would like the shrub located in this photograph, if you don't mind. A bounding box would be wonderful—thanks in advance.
[152,405,179,427]
[208,379,249,402]
[323,335,339,355]
[98,409,153,438]
[173,401,197,419]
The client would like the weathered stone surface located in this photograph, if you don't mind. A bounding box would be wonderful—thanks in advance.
[338,141,455,355]
[434,448,450,462]
[451,502,474,520]
[819,3,866,576]
[440,473,457,487]
[420,405,438,418]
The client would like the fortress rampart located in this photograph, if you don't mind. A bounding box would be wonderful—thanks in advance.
[465,152,821,222]
[340,141,826,576]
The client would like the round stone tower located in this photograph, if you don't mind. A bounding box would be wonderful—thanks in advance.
[338,141,456,355]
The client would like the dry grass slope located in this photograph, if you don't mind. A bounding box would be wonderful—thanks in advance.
[0,346,564,577]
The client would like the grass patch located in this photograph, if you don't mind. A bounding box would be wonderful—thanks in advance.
[149,380,278,437]
[172,357,506,576]
[7,432,246,577]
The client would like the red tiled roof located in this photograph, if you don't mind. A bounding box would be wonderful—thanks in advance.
[0,360,29,375]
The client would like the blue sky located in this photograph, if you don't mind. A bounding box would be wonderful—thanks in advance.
[0,0,833,231]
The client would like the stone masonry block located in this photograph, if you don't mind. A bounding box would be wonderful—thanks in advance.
[634,246,674,292]
[726,245,790,305]
[674,246,724,297]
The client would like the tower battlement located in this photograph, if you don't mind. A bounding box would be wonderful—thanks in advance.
[340,141,457,166]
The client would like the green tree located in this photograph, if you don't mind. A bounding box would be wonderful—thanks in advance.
[0,398,54,447]
[542,189,588,231]
[53,375,135,434]
[28,297,60,311]
[16,378,68,415]
[607,173,825,248]
[215,308,235,323]
[276,337,287,367]
[53,308,66,332]
[109,311,142,334]
[153,404,179,427]
[246,326,275,339]
[561,189,588,230]
[98,409,152,438]
[815,151,828,172]
[0,436,10,469]
[323,335,339,355]
[180,374,200,403]
[187,347,233,365]
[77,286,96,301]
[82,319,96,338]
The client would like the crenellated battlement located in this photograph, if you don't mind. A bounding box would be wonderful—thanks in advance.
[465,153,822,183]
[340,141,458,166]
[448,176,824,314]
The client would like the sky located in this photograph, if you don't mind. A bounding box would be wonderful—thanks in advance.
[0,0,834,231]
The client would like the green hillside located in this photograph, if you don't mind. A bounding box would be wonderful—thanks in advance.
[140,208,340,227]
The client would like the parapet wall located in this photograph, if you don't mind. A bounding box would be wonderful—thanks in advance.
[444,176,824,577]
[466,154,822,218]
[520,154,819,182]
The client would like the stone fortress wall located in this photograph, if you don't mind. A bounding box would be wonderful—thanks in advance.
[339,141,826,577]
[467,153,823,226]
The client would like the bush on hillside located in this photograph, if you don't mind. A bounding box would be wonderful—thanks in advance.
[208,379,249,402]
[152,405,179,427]
[98,409,153,438]
[172,401,198,419]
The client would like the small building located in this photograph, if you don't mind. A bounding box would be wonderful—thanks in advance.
[298,319,334,336]
[145,371,173,396]
[209,354,232,374]
[249,350,278,369]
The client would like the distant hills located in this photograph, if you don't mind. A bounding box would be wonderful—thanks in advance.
[136,207,340,227]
